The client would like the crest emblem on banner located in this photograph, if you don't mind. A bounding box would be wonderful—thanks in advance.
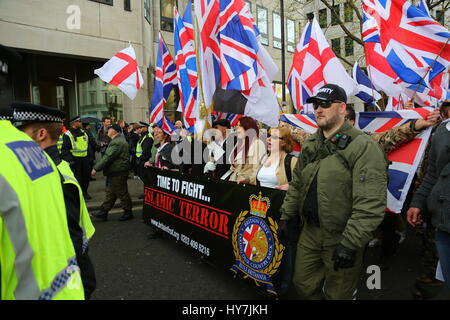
[230,192,284,295]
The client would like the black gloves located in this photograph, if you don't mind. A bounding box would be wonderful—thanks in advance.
[332,244,356,271]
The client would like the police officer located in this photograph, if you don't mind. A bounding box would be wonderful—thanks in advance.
[135,121,154,184]
[279,84,388,300]
[61,115,92,200]
[10,102,97,299]
[0,44,85,300]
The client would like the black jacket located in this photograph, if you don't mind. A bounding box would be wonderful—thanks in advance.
[138,133,154,165]
[155,142,176,169]
[128,132,140,156]
[411,120,450,233]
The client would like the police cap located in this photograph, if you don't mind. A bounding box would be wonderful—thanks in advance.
[139,121,150,127]
[70,115,82,123]
[11,101,66,128]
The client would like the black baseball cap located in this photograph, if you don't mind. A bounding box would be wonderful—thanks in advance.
[212,118,231,129]
[306,84,347,104]
[108,124,122,133]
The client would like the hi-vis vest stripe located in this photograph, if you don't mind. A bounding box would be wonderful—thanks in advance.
[65,130,88,157]
[57,134,63,152]
[136,132,153,158]
[57,161,95,253]
[0,120,84,300]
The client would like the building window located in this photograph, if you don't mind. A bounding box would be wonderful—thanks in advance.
[344,2,353,22]
[89,0,113,5]
[318,8,327,28]
[144,0,151,24]
[287,19,296,53]
[331,38,341,56]
[436,10,445,25]
[124,0,131,11]
[244,0,252,13]
[345,36,353,56]
[273,12,282,49]
[257,6,269,46]
[331,5,340,26]
[161,0,176,32]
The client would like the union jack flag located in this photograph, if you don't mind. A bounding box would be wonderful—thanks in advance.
[281,108,434,213]
[174,3,198,132]
[149,33,177,134]
[279,113,318,134]
[363,0,450,86]
[211,111,243,127]
[287,18,356,113]
[219,0,259,92]
[194,0,221,109]
[362,8,404,97]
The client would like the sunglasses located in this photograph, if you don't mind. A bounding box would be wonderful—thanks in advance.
[312,100,342,110]
[267,133,284,140]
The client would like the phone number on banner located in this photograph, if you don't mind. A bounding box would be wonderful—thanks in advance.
[151,218,210,257]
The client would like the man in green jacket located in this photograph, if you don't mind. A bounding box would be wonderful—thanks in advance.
[92,124,133,221]
[279,84,388,300]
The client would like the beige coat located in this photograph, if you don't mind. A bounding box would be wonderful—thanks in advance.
[228,139,266,183]
[251,151,299,186]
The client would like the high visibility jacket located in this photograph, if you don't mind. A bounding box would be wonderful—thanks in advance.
[136,132,154,158]
[0,120,85,300]
[57,160,95,253]
[65,130,88,158]
[57,134,64,153]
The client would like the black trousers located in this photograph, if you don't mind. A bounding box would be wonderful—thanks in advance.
[380,212,400,258]
[70,157,91,196]
[77,249,96,300]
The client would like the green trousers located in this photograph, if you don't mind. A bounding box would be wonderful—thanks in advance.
[101,174,132,212]
[293,222,365,300]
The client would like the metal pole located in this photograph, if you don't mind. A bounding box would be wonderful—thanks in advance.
[280,0,286,104]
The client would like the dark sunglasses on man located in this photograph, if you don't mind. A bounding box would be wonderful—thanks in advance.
[312,100,343,110]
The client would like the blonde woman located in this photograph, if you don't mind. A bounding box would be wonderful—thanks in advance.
[251,126,298,190]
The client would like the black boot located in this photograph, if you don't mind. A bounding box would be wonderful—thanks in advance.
[92,209,108,221]
[119,210,134,221]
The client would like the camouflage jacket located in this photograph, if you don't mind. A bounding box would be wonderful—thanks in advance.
[279,119,423,154]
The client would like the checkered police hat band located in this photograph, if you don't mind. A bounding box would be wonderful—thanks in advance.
[13,110,64,123]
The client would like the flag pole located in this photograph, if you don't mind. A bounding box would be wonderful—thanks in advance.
[411,37,450,102]
[192,1,211,141]
[362,45,385,111]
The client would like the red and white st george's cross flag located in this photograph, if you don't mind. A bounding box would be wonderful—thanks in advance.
[94,45,144,100]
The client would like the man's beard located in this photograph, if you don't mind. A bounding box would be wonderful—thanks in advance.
[317,113,341,132]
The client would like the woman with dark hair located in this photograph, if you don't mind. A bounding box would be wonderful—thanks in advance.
[144,126,177,170]
[227,116,266,184]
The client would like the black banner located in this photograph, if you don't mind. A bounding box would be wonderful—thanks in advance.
[143,167,286,295]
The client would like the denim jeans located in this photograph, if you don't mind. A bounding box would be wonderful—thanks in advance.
[435,230,450,289]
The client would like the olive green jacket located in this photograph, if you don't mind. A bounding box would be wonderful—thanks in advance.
[280,120,388,250]
[94,135,130,177]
